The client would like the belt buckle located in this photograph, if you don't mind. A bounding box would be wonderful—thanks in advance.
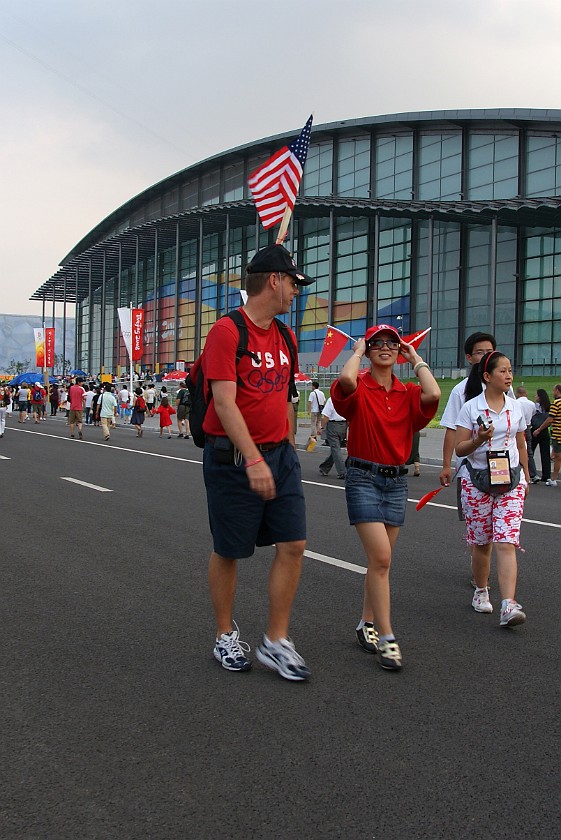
[378,465,397,478]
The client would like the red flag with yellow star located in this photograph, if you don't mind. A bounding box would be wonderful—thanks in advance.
[318,325,352,367]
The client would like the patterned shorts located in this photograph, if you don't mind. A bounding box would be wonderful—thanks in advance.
[460,478,526,546]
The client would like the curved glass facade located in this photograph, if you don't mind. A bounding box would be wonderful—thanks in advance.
[33,110,561,375]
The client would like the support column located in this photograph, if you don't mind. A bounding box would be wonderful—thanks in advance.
[490,215,497,334]
[100,253,106,373]
[88,260,93,376]
[371,213,380,324]
[173,222,180,364]
[134,236,139,307]
[152,228,159,373]
[62,276,67,378]
[426,217,434,365]
[328,208,335,326]
[195,217,203,356]
[224,212,230,313]
[75,269,79,372]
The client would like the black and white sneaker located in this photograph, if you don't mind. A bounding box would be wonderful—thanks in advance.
[356,622,379,653]
[213,623,252,672]
[256,635,311,681]
[378,640,403,671]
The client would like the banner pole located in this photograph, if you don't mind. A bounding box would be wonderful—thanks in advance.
[129,302,134,408]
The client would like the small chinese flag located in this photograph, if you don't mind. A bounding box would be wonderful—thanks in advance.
[397,327,431,364]
[318,325,352,368]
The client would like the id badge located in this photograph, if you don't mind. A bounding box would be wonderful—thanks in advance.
[487,449,511,486]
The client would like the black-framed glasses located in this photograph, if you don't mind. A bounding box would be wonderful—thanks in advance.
[367,339,400,351]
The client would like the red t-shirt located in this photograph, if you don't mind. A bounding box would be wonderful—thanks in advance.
[68,384,85,411]
[202,309,297,443]
[331,371,438,465]
[31,387,45,405]
[154,404,176,427]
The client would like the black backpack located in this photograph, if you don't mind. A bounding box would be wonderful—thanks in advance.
[180,388,192,407]
[186,309,297,448]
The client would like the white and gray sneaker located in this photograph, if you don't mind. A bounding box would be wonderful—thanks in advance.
[256,635,311,681]
[472,587,493,613]
[499,601,526,627]
[213,623,252,671]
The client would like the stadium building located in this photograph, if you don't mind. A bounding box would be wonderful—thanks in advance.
[32,109,561,375]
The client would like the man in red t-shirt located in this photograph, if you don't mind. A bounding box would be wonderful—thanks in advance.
[31,382,46,424]
[68,377,86,439]
[204,244,314,682]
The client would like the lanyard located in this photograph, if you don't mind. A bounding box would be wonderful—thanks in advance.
[484,407,511,448]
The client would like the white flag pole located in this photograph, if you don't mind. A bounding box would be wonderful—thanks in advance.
[129,301,134,407]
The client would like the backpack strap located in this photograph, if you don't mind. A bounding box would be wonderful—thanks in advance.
[273,317,298,401]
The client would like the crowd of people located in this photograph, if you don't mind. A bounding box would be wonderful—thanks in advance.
[0,376,193,442]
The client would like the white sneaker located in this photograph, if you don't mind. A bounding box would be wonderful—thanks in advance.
[256,635,311,681]
[545,479,557,486]
[213,622,252,671]
[500,601,526,627]
[472,587,493,613]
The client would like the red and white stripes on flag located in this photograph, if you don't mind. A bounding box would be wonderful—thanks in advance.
[248,115,313,230]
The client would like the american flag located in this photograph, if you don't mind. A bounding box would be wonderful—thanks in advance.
[249,115,313,230]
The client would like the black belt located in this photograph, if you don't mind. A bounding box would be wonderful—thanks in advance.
[205,435,289,453]
[347,458,408,477]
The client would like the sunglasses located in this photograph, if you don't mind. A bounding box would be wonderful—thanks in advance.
[367,339,400,351]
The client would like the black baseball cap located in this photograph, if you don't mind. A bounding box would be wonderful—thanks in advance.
[246,244,314,286]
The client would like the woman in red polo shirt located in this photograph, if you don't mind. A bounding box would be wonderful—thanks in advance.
[331,325,440,671]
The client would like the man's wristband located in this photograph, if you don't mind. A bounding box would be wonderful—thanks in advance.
[414,361,430,374]
[353,354,362,360]
[245,457,265,469]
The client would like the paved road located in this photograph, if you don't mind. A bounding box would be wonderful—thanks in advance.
[1,417,560,839]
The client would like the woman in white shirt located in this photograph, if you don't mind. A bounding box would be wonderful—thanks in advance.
[455,351,529,628]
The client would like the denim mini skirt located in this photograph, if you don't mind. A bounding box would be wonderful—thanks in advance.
[345,464,408,527]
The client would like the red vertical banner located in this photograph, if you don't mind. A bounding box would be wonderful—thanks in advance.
[132,309,144,361]
[45,328,55,367]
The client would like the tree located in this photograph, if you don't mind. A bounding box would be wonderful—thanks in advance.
[6,359,31,375]
[53,353,72,375]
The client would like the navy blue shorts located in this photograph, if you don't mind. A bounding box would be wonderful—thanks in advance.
[345,464,408,527]
[203,441,306,559]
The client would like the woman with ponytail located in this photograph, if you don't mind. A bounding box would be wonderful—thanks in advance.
[455,351,529,628]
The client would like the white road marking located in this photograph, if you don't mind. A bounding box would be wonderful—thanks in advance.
[0,455,11,460]
[304,549,366,575]
[61,477,112,492]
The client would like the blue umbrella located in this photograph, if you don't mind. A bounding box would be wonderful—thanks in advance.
[70,369,87,376]
[9,372,58,385]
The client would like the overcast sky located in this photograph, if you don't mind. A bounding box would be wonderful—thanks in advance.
[1,0,560,316]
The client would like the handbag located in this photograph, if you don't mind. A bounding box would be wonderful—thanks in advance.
[465,459,521,496]
[530,410,547,431]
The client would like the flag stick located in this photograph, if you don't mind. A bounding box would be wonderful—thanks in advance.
[275,206,292,244]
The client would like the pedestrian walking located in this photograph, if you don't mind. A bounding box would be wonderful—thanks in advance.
[154,396,176,438]
[68,378,86,439]
[318,397,347,479]
[331,324,440,671]
[203,244,313,681]
[97,382,117,441]
[455,351,529,627]
[131,387,146,437]
[308,381,326,440]
[530,388,551,482]
[532,383,561,486]
[516,385,539,483]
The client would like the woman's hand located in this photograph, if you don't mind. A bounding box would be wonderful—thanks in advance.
[353,338,366,357]
[398,340,420,366]
[475,422,494,444]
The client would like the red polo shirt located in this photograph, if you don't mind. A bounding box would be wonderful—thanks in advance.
[331,371,438,465]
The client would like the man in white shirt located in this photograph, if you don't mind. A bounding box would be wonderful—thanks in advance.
[319,398,347,479]
[145,385,156,416]
[308,381,326,439]
[118,385,130,422]
[516,385,538,483]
